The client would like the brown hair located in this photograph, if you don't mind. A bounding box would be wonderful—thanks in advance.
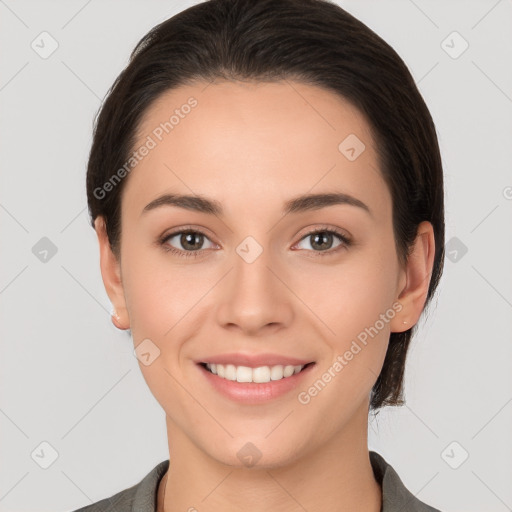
[86,0,445,410]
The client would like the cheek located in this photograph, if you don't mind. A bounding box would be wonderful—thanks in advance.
[120,241,217,348]
[119,238,173,338]
[294,248,397,382]
[296,250,398,332]
[294,266,395,423]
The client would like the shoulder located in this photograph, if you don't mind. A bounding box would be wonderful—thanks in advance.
[370,451,442,512]
[69,460,169,512]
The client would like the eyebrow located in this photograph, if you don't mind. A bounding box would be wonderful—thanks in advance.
[141,191,372,218]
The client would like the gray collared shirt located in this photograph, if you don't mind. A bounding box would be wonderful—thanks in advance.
[71,451,441,512]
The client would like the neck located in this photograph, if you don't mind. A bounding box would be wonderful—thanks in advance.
[158,404,381,512]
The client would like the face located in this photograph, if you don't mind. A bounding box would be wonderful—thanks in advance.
[97,80,431,469]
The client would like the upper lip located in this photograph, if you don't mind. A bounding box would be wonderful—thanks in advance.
[196,353,315,368]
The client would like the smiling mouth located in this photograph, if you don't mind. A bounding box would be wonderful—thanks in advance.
[199,362,315,383]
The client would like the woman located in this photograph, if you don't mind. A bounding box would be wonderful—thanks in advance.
[76,0,445,510]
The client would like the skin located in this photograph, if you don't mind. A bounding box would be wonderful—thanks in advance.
[95,80,435,512]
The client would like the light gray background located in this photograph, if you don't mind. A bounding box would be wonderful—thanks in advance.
[1,0,511,511]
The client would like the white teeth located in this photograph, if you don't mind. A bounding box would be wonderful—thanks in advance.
[283,365,295,378]
[237,365,253,383]
[205,363,305,383]
[252,366,270,383]
[270,365,284,381]
[225,364,237,381]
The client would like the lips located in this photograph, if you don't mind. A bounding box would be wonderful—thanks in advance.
[197,357,316,403]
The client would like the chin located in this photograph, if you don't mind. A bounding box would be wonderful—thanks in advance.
[206,437,303,470]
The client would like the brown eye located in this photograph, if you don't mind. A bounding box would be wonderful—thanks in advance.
[294,228,351,256]
[160,229,215,258]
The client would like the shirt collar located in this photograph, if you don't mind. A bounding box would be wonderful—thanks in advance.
[130,451,439,512]
[370,450,440,511]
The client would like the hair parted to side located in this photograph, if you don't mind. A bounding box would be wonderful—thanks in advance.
[86,0,445,411]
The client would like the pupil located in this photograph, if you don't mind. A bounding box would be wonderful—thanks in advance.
[182,232,202,250]
[312,232,332,250]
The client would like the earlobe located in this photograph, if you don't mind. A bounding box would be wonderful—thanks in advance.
[111,309,125,330]
[390,221,435,333]
[94,216,130,330]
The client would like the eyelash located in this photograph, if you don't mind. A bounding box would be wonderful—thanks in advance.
[158,225,352,259]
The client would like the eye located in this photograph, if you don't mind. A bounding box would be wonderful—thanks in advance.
[160,228,216,259]
[293,226,351,256]
[158,225,352,259]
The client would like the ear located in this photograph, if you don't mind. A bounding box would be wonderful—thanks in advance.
[390,221,435,333]
[94,216,130,330]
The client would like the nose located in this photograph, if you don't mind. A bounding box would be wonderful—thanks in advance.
[215,243,294,336]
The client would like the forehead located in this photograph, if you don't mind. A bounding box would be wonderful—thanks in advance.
[124,80,389,219]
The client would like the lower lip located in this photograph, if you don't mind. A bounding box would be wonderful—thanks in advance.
[198,363,316,404]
